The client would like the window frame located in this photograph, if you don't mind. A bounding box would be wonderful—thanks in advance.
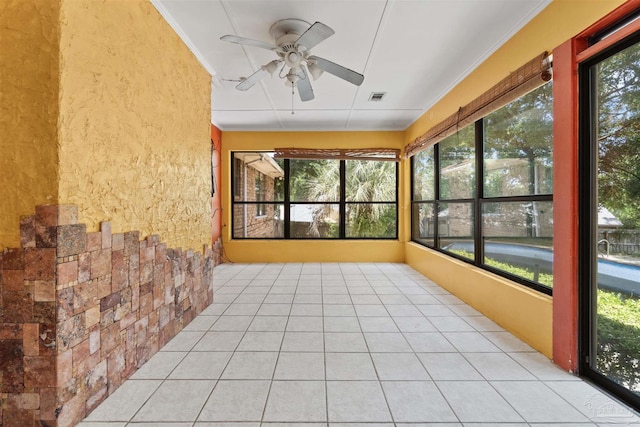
[411,84,554,295]
[232,152,399,240]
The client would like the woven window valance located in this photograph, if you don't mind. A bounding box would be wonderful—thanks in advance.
[404,52,552,158]
[274,148,400,162]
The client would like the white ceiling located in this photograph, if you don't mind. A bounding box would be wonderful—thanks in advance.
[152,0,551,132]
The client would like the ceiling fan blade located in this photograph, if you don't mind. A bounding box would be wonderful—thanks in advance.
[236,67,269,91]
[221,34,279,51]
[295,22,334,51]
[296,66,314,102]
[308,55,364,86]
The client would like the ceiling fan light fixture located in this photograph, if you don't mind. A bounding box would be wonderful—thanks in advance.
[307,61,324,80]
[263,60,280,76]
[221,19,364,102]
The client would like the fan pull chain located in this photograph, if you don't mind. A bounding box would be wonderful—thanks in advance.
[291,86,295,115]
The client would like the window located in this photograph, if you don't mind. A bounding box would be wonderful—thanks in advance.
[411,82,553,293]
[579,30,640,408]
[233,152,398,239]
[232,152,284,238]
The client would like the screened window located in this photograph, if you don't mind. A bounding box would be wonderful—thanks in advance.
[232,152,284,238]
[233,152,398,239]
[410,82,553,293]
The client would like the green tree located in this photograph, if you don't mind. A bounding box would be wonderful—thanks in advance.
[302,159,397,237]
[596,42,640,228]
[483,81,553,197]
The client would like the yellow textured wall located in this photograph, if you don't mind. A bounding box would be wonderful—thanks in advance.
[57,0,212,251]
[221,131,406,263]
[0,0,60,250]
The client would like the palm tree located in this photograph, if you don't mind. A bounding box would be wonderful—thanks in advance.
[302,159,397,237]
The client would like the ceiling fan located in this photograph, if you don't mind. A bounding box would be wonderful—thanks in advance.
[220,19,364,102]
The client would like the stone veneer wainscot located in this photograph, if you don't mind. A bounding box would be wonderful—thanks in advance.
[0,204,214,427]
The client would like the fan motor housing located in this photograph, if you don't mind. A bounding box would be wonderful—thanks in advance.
[270,18,310,48]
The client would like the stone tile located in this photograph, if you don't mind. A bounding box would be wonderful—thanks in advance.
[385,304,423,317]
[416,305,456,317]
[2,270,24,292]
[35,224,57,248]
[87,232,103,252]
[294,294,322,304]
[381,381,457,422]
[274,352,325,380]
[324,317,361,332]
[287,316,324,332]
[2,248,24,270]
[491,381,590,423]
[225,303,261,316]
[544,381,640,422]
[57,261,79,286]
[161,331,205,352]
[428,316,475,332]
[192,331,244,352]
[323,304,356,317]
[83,380,162,421]
[350,294,382,304]
[182,315,218,331]
[257,303,292,316]
[359,317,399,332]
[20,215,36,248]
[237,331,284,351]
[91,249,112,279]
[323,294,352,304]
[418,353,483,380]
[327,381,392,422]
[221,351,278,379]
[112,233,125,251]
[57,204,78,225]
[168,351,232,380]
[24,356,56,388]
[0,339,24,393]
[248,316,288,332]
[354,305,389,317]
[291,303,323,316]
[210,315,253,332]
[281,332,324,352]
[131,351,186,379]
[393,316,437,333]
[364,332,412,352]
[1,290,33,323]
[508,351,577,381]
[132,379,216,422]
[443,332,500,352]
[437,381,524,423]
[22,323,39,356]
[324,332,368,352]
[326,352,377,380]
[482,331,534,352]
[24,248,55,281]
[405,332,456,352]
[35,205,58,227]
[123,231,140,257]
[464,352,537,380]
[199,380,270,421]
[371,353,430,380]
[263,381,327,422]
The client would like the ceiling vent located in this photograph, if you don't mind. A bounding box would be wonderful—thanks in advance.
[368,92,386,102]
